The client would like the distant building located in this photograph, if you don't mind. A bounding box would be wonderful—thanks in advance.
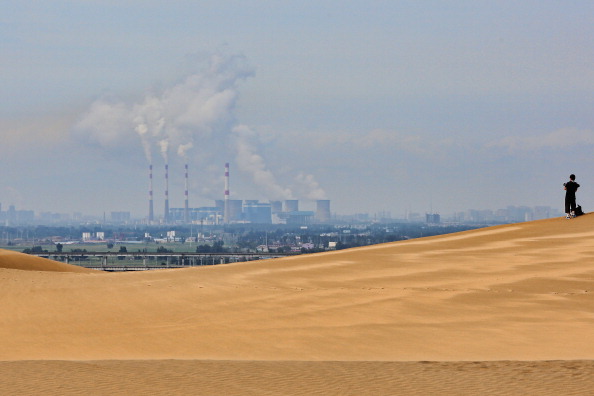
[284,200,299,212]
[278,211,315,225]
[215,199,243,222]
[426,213,440,224]
[270,200,283,214]
[170,207,221,223]
[243,201,272,224]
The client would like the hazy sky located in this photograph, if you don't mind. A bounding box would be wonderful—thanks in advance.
[2,1,594,218]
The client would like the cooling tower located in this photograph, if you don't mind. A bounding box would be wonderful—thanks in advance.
[284,200,299,212]
[270,200,283,214]
[315,199,331,223]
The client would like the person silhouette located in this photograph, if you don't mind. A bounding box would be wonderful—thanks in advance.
[564,174,580,219]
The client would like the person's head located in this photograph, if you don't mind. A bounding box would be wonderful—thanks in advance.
[570,174,576,181]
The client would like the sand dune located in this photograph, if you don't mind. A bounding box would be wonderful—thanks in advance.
[0,249,95,273]
[2,215,594,394]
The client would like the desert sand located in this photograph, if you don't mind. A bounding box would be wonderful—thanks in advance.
[2,215,594,394]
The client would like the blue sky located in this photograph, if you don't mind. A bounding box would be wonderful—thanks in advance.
[2,1,594,217]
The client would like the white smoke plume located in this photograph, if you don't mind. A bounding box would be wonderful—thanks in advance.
[74,52,253,165]
[74,97,135,149]
[232,124,293,200]
[294,172,327,200]
[177,142,193,158]
[158,139,169,163]
[132,95,166,162]
[73,51,327,202]
[134,123,152,162]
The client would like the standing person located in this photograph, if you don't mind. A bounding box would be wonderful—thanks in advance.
[564,174,580,219]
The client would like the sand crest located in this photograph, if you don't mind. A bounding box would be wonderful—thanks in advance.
[0,249,95,273]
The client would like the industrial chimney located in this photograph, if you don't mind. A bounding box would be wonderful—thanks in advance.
[148,164,154,222]
[164,163,170,223]
[224,162,230,224]
[184,163,189,223]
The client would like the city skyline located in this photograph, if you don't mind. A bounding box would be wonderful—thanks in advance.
[2,2,594,216]
[0,198,563,227]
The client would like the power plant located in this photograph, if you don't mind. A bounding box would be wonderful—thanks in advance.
[150,162,331,225]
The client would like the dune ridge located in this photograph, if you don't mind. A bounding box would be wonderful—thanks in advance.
[2,215,594,393]
[0,249,96,273]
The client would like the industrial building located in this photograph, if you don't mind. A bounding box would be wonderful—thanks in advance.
[284,200,299,212]
[148,162,332,225]
[243,201,272,224]
[315,200,331,223]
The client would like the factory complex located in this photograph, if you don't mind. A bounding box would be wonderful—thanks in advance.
[147,162,331,225]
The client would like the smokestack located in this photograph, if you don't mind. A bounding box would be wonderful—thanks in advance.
[148,164,154,222]
[164,164,170,223]
[184,163,189,223]
[224,162,230,224]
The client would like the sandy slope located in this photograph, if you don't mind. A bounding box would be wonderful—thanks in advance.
[0,249,95,273]
[2,215,594,361]
[2,215,594,394]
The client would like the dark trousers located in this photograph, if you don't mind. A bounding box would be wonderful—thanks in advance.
[565,195,577,214]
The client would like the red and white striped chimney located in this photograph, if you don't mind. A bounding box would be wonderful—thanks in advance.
[148,164,154,222]
[164,164,170,223]
[224,162,230,223]
[184,163,189,223]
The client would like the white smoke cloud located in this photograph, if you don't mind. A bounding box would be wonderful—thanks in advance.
[232,124,293,200]
[132,95,166,162]
[74,52,253,164]
[177,142,193,158]
[293,172,327,200]
[72,51,327,202]
[74,97,135,148]
[158,139,169,163]
[134,123,152,162]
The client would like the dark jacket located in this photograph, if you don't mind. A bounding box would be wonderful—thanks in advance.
[565,180,580,197]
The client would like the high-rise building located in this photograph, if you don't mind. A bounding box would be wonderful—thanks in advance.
[425,213,441,224]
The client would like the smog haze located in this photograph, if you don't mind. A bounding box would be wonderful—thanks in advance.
[2,1,594,218]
